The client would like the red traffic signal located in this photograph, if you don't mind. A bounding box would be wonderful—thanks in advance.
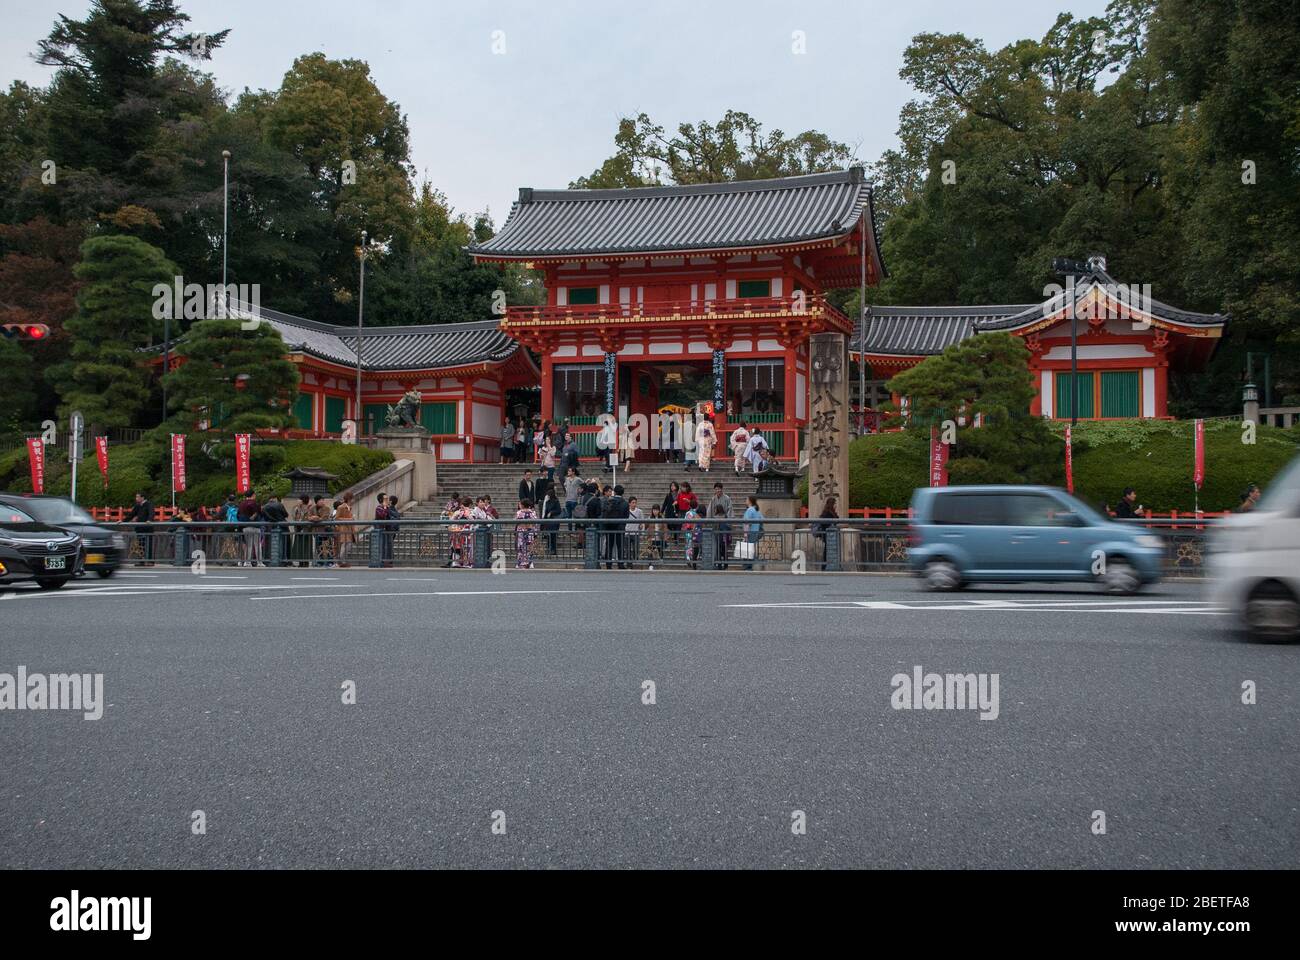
[0,323,51,340]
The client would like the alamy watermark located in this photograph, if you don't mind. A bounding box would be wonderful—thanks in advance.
[890,665,999,720]
[152,278,263,330]
[0,666,104,720]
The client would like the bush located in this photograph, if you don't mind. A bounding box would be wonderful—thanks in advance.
[1061,419,1298,513]
[830,419,1300,512]
[0,438,393,509]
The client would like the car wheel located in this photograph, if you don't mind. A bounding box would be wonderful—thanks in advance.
[35,578,68,590]
[1244,581,1300,643]
[924,560,962,592]
[95,568,115,579]
[1098,559,1141,595]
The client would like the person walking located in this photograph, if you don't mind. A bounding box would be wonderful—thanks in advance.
[604,483,630,569]
[384,495,402,566]
[290,495,312,567]
[682,503,702,569]
[449,496,473,567]
[518,469,537,507]
[1114,487,1142,519]
[561,435,581,476]
[711,501,732,570]
[562,467,583,523]
[696,415,717,472]
[662,480,681,543]
[538,480,563,555]
[626,496,644,568]
[125,491,156,566]
[707,482,732,520]
[813,496,839,570]
[540,435,557,484]
[333,491,354,566]
[515,499,538,568]
[644,504,666,568]
[1236,483,1260,513]
[731,421,752,474]
[237,490,263,567]
[500,421,515,462]
[742,495,764,571]
[260,493,289,565]
[745,429,770,474]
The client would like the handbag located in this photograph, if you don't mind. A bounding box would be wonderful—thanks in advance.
[734,540,756,561]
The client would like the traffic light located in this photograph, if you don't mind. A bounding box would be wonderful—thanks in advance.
[0,323,51,340]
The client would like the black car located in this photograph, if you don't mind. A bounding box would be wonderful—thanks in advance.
[0,500,83,589]
[0,493,124,578]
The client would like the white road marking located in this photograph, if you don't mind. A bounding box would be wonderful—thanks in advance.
[5,583,367,600]
[251,589,597,601]
[723,597,1223,615]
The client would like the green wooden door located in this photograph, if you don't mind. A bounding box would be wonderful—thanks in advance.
[1100,371,1140,418]
[292,392,314,430]
[419,401,457,435]
[1054,372,1095,419]
[324,396,346,433]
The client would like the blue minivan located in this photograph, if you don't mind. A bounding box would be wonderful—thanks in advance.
[908,485,1164,593]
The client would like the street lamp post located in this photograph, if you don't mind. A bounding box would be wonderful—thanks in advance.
[1052,256,1091,426]
[222,150,231,292]
[355,230,367,436]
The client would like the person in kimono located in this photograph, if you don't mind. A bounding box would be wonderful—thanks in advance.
[730,422,751,474]
[682,504,703,569]
[695,415,718,472]
[745,429,770,474]
[515,499,538,568]
[451,496,474,567]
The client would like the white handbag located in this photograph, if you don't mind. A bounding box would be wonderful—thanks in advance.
[734,540,756,561]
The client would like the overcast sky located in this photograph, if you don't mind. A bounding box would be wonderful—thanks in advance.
[2,0,1110,226]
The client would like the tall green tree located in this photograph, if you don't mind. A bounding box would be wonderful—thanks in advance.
[51,233,176,428]
[572,110,855,187]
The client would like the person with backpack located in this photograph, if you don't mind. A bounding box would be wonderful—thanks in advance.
[260,493,289,565]
[603,484,630,570]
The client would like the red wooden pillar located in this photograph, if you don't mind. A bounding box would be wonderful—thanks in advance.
[540,354,554,424]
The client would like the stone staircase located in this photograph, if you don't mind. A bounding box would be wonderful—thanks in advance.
[407,461,760,517]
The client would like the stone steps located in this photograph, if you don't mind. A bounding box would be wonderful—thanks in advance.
[417,461,760,516]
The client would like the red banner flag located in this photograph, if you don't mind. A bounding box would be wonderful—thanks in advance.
[235,433,252,493]
[1065,426,1074,493]
[929,426,949,488]
[1193,419,1205,490]
[95,436,109,489]
[171,434,187,493]
[26,438,44,493]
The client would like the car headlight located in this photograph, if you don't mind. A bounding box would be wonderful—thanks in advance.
[1135,534,1162,550]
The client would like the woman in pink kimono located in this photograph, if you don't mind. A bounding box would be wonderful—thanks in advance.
[514,499,538,568]
[730,422,751,474]
[695,416,717,472]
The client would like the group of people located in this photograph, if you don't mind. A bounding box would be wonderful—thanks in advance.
[172,490,369,567]
[496,413,772,475]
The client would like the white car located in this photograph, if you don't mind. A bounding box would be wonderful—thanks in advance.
[1209,456,1300,641]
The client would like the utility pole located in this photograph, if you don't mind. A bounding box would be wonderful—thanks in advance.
[355,231,367,435]
[1052,257,1091,426]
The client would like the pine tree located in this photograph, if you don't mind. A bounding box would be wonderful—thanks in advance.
[51,234,176,428]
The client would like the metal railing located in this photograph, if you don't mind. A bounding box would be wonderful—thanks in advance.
[96,517,1218,575]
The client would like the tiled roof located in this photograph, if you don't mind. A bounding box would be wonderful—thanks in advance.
[853,305,1032,355]
[855,267,1226,357]
[228,303,521,372]
[469,169,878,259]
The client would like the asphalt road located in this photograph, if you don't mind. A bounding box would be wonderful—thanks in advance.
[1,567,1296,869]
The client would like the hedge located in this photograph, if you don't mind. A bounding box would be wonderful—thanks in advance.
[0,438,393,509]
[811,419,1300,512]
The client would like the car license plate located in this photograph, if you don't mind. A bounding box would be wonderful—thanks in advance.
[85,553,105,565]
[44,556,66,571]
